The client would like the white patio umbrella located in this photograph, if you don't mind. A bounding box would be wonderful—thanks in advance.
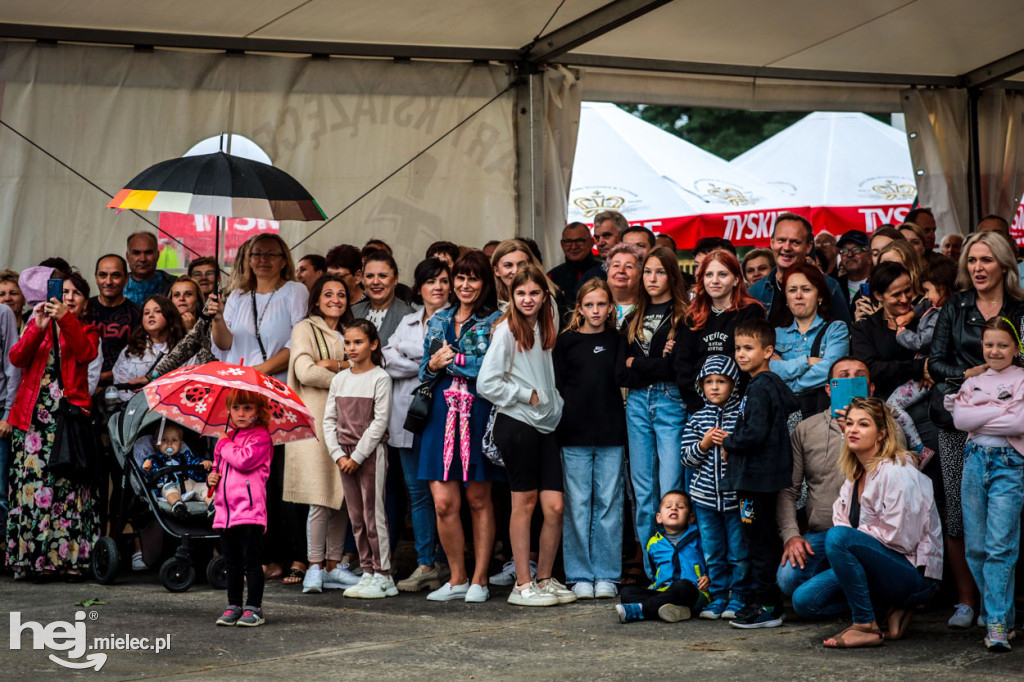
[732,112,917,235]
[568,102,799,248]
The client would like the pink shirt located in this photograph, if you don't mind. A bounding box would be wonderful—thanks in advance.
[832,454,943,580]
[946,365,1024,456]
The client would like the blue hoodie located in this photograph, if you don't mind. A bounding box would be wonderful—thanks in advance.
[646,524,709,598]
[680,355,742,512]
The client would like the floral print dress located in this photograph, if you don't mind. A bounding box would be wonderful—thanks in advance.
[5,355,99,577]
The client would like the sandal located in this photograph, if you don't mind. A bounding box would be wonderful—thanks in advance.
[824,623,884,649]
[263,563,284,580]
[884,608,914,640]
[282,567,306,584]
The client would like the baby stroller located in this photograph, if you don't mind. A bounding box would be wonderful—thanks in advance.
[91,391,227,592]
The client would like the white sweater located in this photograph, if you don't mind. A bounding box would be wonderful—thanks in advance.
[477,320,563,434]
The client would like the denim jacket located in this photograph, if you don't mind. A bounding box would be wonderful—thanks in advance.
[418,307,502,383]
[770,316,849,394]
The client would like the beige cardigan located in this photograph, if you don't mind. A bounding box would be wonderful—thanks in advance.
[283,316,347,508]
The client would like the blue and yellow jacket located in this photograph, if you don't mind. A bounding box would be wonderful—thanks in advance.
[646,525,710,601]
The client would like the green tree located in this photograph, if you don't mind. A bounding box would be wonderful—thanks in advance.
[617,105,888,160]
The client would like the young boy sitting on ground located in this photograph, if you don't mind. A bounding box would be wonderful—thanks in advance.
[138,423,212,519]
[616,490,710,623]
[720,318,800,629]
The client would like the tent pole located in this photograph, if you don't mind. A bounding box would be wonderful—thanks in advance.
[515,67,545,241]
[967,88,983,228]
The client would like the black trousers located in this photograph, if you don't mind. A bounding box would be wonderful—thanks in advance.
[221,524,264,609]
[262,445,308,567]
[621,580,701,620]
[737,489,783,608]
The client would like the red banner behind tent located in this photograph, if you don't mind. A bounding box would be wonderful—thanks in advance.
[158,213,279,261]
[617,203,911,249]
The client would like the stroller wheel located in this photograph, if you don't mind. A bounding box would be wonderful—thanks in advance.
[206,554,228,590]
[160,556,196,592]
[91,536,120,584]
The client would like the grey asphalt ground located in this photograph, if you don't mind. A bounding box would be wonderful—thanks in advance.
[3,570,1024,681]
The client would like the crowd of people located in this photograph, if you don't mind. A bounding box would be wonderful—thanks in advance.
[2,207,1024,650]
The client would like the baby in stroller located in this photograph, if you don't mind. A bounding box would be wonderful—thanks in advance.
[136,422,213,519]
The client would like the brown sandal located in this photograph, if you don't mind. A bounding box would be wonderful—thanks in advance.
[824,623,884,649]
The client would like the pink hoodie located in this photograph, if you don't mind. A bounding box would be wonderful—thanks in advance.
[945,365,1024,456]
[212,426,273,530]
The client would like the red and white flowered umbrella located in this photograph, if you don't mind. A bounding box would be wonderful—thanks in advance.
[142,361,316,445]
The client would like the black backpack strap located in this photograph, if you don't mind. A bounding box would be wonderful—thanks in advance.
[810,323,830,358]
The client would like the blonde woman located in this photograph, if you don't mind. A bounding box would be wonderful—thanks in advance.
[490,239,557,310]
[800,397,941,648]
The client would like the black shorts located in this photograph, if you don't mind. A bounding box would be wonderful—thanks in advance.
[492,413,563,493]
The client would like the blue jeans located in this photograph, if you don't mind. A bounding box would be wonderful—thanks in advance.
[778,530,830,597]
[695,505,751,602]
[399,447,440,567]
[820,525,939,624]
[561,445,624,584]
[0,435,9,530]
[962,441,1024,627]
[625,383,687,571]
[787,531,850,619]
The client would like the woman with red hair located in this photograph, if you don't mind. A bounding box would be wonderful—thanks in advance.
[674,250,765,414]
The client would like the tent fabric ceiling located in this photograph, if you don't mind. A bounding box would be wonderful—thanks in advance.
[2,0,1023,89]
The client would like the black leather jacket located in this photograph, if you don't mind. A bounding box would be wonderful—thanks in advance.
[929,290,1024,383]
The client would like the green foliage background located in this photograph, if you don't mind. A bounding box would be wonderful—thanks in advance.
[616,105,887,160]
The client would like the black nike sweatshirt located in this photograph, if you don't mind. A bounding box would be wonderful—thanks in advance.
[553,329,627,447]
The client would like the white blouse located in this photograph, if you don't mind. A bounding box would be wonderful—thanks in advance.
[112,341,168,402]
[223,281,308,381]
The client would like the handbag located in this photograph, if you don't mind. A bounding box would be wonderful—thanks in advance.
[403,337,445,434]
[928,379,961,430]
[45,322,99,483]
[403,372,441,434]
[481,346,515,468]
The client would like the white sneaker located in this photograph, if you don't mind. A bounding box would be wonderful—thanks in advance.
[302,565,324,594]
[489,559,537,586]
[539,577,577,604]
[948,603,975,629]
[373,574,399,597]
[508,581,558,607]
[572,582,595,600]
[465,584,490,603]
[594,581,618,599]
[323,564,361,589]
[131,551,147,572]
[343,573,381,599]
[427,581,470,602]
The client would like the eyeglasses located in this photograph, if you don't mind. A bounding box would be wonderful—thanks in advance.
[561,238,591,247]
[250,252,284,261]
[839,247,867,256]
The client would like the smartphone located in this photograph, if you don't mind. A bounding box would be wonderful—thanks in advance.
[830,376,869,418]
[46,278,63,303]
[859,282,871,298]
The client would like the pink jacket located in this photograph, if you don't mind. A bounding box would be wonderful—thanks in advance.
[212,426,273,530]
[945,365,1024,456]
[832,454,943,580]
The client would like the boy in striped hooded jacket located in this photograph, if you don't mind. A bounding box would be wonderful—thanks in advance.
[680,354,752,621]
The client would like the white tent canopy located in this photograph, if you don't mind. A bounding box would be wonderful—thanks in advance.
[732,112,916,235]
[569,102,794,247]
[2,2,1024,269]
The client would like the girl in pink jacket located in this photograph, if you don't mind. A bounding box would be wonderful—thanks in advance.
[208,389,274,628]
[946,318,1024,652]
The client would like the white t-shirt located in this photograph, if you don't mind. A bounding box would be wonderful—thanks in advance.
[223,281,308,381]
